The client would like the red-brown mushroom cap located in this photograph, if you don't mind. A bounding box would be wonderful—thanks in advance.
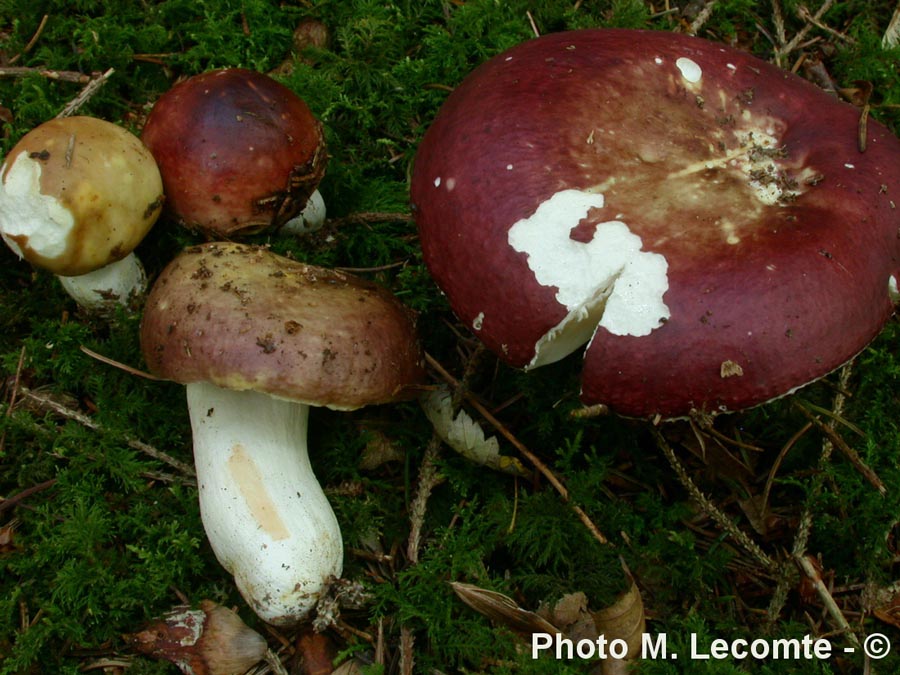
[140,242,424,409]
[141,68,326,238]
[410,29,900,418]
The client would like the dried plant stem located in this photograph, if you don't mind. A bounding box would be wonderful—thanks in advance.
[0,478,57,515]
[400,626,415,675]
[405,435,443,564]
[13,385,195,477]
[263,649,290,675]
[325,211,412,228]
[0,345,28,456]
[775,0,837,65]
[794,553,860,646]
[9,14,49,65]
[0,66,90,83]
[56,67,115,118]
[793,400,884,494]
[407,346,485,563]
[767,363,860,644]
[424,351,610,546]
[653,428,777,572]
[687,1,717,35]
[797,5,854,44]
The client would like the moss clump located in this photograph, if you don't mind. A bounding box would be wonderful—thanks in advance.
[1,1,899,672]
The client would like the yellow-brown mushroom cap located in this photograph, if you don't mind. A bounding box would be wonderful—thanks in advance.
[0,116,164,277]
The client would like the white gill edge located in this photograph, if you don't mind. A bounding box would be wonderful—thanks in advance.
[0,153,75,261]
[186,381,343,625]
[507,189,670,369]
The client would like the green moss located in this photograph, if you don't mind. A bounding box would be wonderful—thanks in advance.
[1,1,899,672]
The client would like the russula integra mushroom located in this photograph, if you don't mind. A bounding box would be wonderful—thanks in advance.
[140,242,424,624]
[141,68,327,238]
[0,116,164,310]
[411,29,900,419]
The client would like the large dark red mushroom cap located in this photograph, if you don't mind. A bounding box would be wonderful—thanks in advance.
[141,68,326,238]
[411,28,900,419]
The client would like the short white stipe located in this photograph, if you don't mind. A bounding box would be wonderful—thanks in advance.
[0,153,75,261]
[676,57,702,83]
[890,275,899,302]
[57,253,147,310]
[281,189,327,235]
[508,189,670,368]
[472,312,485,331]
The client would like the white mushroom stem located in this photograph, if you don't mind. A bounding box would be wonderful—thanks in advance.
[56,252,147,311]
[186,381,343,625]
[280,189,326,235]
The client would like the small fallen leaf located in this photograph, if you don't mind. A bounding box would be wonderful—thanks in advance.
[421,387,527,476]
[592,579,645,661]
[0,519,18,554]
[450,582,559,635]
[125,600,267,675]
[358,426,404,470]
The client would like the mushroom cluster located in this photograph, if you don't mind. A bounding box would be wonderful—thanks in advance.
[411,28,900,419]
[0,115,164,311]
[141,68,328,238]
[140,242,424,625]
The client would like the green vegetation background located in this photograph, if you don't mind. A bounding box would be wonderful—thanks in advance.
[1,0,900,673]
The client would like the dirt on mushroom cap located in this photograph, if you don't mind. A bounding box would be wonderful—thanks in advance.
[140,242,425,410]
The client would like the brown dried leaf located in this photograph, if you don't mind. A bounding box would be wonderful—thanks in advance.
[0,520,18,554]
[450,582,559,635]
[125,600,267,675]
[358,427,404,470]
[738,494,770,536]
[296,626,337,675]
[592,579,646,661]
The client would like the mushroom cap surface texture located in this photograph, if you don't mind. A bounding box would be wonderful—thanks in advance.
[410,28,900,419]
[141,68,326,238]
[140,242,424,409]
[0,116,164,276]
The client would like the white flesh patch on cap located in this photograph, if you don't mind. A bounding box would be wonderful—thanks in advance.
[0,153,74,261]
[676,57,702,83]
[508,189,670,369]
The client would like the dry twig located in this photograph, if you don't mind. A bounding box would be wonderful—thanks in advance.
[0,345,27,456]
[0,478,57,515]
[654,428,777,572]
[0,66,90,83]
[425,351,610,546]
[12,385,195,477]
[766,363,861,646]
[56,67,115,118]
